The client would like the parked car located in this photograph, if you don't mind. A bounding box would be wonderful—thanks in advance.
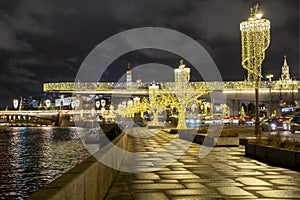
[290,116,300,133]
[238,116,254,125]
[222,116,231,124]
[231,116,239,125]
[202,117,213,125]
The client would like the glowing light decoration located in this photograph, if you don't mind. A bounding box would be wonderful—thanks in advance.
[43,80,300,92]
[133,97,140,105]
[240,3,270,135]
[109,104,114,114]
[172,60,207,129]
[240,106,246,117]
[127,99,133,107]
[240,3,270,83]
[148,83,162,126]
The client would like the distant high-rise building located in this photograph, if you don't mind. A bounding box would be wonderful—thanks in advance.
[126,63,132,82]
[280,55,291,81]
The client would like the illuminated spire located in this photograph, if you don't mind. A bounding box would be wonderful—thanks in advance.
[281,55,291,81]
[126,63,132,82]
[283,55,288,68]
[127,63,131,71]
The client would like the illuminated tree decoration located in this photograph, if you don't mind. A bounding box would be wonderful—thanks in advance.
[163,60,208,129]
[148,83,164,126]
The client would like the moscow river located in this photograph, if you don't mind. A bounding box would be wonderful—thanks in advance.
[0,127,92,199]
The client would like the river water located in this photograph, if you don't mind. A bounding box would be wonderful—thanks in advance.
[0,127,92,199]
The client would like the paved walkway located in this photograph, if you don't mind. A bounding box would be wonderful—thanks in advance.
[105,128,300,199]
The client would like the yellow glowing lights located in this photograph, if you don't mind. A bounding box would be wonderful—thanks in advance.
[240,3,270,84]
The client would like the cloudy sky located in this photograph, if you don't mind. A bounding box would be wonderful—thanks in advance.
[0,0,298,107]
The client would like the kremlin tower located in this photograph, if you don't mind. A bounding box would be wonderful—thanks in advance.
[280,55,291,82]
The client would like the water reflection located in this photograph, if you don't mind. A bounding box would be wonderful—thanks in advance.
[0,127,91,199]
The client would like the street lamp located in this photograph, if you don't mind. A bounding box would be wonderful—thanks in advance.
[45,99,51,109]
[266,74,274,117]
[266,74,273,82]
[71,101,75,109]
[100,99,106,118]
[75,99,80,109]
[13,99,18,110]
[95,100,101,109]
[101,99,106,107]
[240,3,271,135]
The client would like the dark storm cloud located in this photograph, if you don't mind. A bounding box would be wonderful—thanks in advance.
[0,0,298,107]
[103,0,299,79]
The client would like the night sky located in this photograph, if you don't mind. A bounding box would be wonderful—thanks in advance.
[0,0,298,108]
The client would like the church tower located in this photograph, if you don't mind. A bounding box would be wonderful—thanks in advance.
[126,63,132,83]
[280,55,291,81]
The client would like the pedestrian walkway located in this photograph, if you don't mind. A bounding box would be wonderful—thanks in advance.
[105,128,300,199]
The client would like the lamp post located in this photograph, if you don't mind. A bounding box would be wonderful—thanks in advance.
[101,99,106,118]
[240,3,271,135]
[266,74,273,117]
[174,59,190,129]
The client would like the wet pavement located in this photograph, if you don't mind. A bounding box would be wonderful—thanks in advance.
[105,128,300,199]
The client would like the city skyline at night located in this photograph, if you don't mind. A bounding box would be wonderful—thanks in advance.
[0,0,298,107]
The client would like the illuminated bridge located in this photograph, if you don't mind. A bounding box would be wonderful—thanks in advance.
[44,81,300,116]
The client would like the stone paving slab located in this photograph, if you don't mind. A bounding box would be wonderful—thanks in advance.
[105,128,300,199]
